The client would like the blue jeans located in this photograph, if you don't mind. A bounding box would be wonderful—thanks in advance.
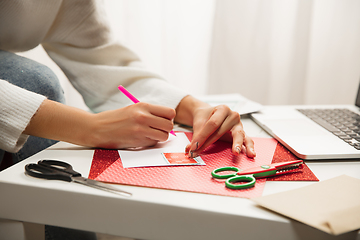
[0,50,97,240]
[0,50,65,166]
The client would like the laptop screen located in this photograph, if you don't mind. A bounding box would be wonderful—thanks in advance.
[356,81,360,107]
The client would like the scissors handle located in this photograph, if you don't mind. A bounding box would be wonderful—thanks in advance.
[38,160,81,177]
[211,166,256,189]
[25,163,73,182]
[211,166,240,179]
[25,160,81,182]
[225,175,256,189]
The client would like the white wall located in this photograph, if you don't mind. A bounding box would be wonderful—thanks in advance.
[18,0,360,108]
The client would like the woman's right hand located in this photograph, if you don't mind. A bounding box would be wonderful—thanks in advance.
[89,102,176,149]
[24,100,176,149]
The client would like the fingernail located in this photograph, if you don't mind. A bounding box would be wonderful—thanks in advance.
[189,150,199,158]
[236,146,241,154]
[194,142,199,151]
[251,148,256,156]
[188,142,199,158]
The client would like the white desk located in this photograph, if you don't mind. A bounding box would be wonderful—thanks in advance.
[1,116,360,240]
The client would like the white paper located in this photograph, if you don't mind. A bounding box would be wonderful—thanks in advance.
[119,132,205,168]
[197,93,263,115]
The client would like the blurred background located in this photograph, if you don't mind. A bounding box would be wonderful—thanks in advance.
[20,0,360,111]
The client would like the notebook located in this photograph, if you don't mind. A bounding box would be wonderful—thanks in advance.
[251,82,360,160]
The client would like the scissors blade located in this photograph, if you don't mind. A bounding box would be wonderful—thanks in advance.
[72,176,132,197]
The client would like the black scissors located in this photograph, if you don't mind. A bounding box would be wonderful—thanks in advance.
[25,160,132,197]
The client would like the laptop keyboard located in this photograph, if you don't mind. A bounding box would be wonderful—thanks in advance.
[297,108,360,150]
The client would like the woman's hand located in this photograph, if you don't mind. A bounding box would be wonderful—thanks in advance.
[90,102,176,149]
[25,96,254,156]
[24,99,176,150]
[175,96,256,158]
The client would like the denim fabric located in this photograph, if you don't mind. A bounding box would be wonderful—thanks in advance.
[0,50,97,240]
[0,50,65,165]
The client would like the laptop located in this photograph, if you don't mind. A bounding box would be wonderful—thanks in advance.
[251,82,360,160]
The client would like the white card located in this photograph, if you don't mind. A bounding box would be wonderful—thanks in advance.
[119,132,205,168]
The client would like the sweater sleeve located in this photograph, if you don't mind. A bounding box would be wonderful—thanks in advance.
[42,0,188,113]
[0,80,46,153]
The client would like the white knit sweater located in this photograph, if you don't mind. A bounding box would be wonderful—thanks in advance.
[0,0,188,153]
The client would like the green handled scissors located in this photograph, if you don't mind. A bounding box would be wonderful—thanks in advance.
[211,160,303,190]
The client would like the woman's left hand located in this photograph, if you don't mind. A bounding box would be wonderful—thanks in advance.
[174,95,256,158]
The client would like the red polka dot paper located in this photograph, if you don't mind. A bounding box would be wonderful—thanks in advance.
[92,134,278,198]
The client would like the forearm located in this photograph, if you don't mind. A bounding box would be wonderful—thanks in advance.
[23,99,94,147]
[24,99,177,150]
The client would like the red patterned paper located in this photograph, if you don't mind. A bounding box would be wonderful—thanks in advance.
[268,143,318,181]
[92,135,278,198]
[88,148,119,180]
[89,133,318,198]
